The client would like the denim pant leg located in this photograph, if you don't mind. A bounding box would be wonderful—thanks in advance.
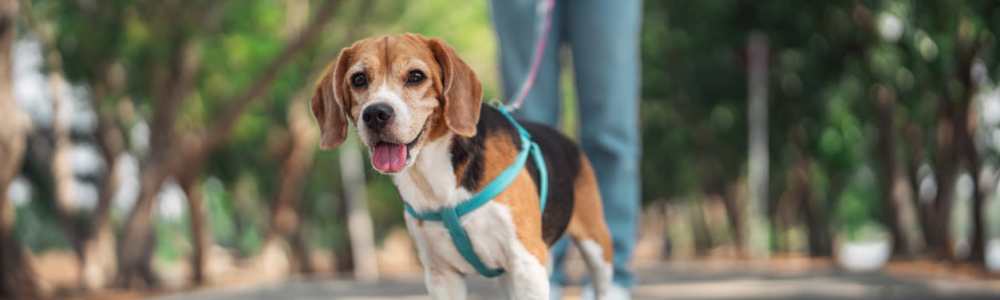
[489,0,563,126]
[566,0,643,287]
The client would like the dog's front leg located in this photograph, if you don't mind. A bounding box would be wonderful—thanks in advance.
[406,217,468,299]
[410,232,467,298]
[424,269,467,300]
[501,249,550,300]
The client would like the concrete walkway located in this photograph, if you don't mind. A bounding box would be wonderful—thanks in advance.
[154,261,1000,300]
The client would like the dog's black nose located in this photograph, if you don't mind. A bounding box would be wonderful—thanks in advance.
[362,103,394,130]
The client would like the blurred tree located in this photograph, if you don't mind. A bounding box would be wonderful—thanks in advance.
[746,32,770,258]
[641,0,999,266]
[21,0,129,289]
[2,2,997,297]
[25,0,344,287]
[339,136,379,280]
[116,0,342,286]
[899,0,998,263]
[0,0,42,298]
[258,99,318,275]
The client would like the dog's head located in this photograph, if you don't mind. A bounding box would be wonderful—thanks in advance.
[311,34,482,174]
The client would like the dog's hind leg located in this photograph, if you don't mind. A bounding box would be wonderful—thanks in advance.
[574,238,613,298]
[565,156,614,298]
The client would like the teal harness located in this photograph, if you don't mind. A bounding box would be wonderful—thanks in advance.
[403,107,548,278]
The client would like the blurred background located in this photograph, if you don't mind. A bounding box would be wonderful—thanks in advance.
[1,0,1000,299]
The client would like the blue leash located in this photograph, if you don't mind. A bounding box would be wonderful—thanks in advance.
[403,107,548,278]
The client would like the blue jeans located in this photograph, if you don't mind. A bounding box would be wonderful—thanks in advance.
[490,0,642,287]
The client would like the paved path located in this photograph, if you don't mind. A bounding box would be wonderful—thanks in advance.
[155,261,1000,300]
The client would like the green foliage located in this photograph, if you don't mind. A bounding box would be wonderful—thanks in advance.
[16,0,1000,261]
[155,218,189,263]
[835,167,881,240]
[203,178,239,249]
[14,203,70,252]
[643,0,1000,252]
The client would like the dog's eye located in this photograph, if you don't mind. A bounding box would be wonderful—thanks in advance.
[406,70,426,85]
[350,73,368,88]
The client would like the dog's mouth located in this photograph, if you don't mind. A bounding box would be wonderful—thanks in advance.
[370,129,423,173]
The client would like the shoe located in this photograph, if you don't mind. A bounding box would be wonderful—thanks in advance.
[581,283,632,300]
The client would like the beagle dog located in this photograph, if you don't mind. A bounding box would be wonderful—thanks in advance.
[311,33,613,299]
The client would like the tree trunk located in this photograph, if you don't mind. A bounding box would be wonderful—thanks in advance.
[950,38,986,262]
[117,37,202,288]
[333,189,353,274]
[773,171,801,254]
[690,202,714,256]
[930,97,960,260]
[116,0,340,287]
[44,46,106,288]
[263,101,318,274]
[256,100,318,276]
[955,42,986,265]
[902,123,932,254]
[794,158,832,257]
[117,167,166,288]
[745,32,770,258]
[873,85,910,256]
[0,0,42,297]
[79,99,124,290]
[719,188,745,256]
[964,132,985,263]
[0,200,41,300]
[288,229,315,274]
[339,138,379,281]
[961,99,986,263]
[179,171,211,285]
[802,191,831,256]
[24,3,125,288]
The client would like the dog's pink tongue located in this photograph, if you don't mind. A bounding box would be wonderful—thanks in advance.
[372,143,407,172]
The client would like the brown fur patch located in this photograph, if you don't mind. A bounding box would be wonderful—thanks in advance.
[475,131,550,264]
[497,170,549,265]
[426,109,450,141]
[566,154,614,263]
[328,34,456,152]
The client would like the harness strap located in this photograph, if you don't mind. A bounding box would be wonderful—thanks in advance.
[441,206,506,277]
[498,108,548,209]
[403,107,548,278]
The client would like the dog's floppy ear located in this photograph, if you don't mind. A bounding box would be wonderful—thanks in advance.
[312,47,354,149]
[427,38,482,137]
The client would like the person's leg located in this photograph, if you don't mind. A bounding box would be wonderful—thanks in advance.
[490,0,575,290]
[566,0,642,288]
[488,0,562,126]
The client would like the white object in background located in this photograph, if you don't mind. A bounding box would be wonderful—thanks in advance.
[837,239,891,272]
[8,176,32,207]
[987,239,1000,272]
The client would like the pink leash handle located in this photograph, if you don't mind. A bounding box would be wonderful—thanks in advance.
[503,0,555,111]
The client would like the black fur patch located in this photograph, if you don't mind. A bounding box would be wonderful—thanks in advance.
[522,121,581,245]
[450,134,484,190]
[450,106,580,246]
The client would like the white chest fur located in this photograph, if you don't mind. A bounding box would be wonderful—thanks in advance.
[393,136,516,274]
[392,135,550,298]
[405,202,514,275]
[392,136,466,210]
